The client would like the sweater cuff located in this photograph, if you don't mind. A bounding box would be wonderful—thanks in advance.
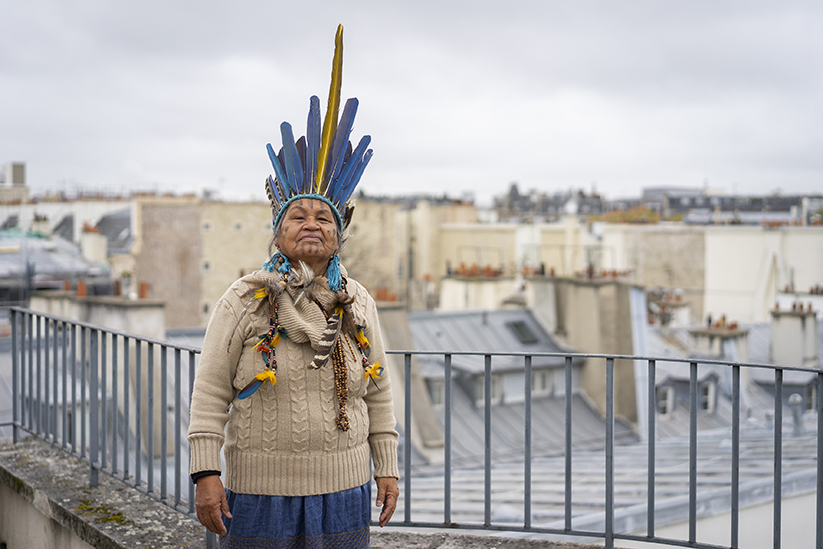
[188,433,224,475]
[370,436,399,479]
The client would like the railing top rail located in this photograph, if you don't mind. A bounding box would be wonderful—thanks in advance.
[386,349,823,374]
[8,306,202,354]
[11,306,819,373]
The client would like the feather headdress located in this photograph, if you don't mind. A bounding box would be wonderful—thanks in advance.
[265,24,373,234]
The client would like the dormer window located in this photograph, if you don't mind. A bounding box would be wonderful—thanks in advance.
[506,321,538,344]
[531,370,551,397]
[700,380,717,414]
[657,386,674,420]
[476,374,503,406]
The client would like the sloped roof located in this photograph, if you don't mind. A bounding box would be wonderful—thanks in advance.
[398,422,819,538]
[406,308,635,468]
[408,309,580,375]
[0,230,108,283]
[95,208,132,255]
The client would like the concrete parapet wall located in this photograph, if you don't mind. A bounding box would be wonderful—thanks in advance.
[0,436,206,548]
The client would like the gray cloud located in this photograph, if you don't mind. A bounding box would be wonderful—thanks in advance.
[1,1,821,205]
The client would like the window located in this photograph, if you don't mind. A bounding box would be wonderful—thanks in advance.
[476,374,503,405]
[203,303,209,314]
[807,384,817,412]
[203,261,210,272]
[506,321,538,344]
[700,381,716,414]
[428,380,444,407]
[234,222,243,231]
[532,370,551,397]
[657,386,674,419]
[202,222,211,231]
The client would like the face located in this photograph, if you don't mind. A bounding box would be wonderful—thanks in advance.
[274,198,340,274]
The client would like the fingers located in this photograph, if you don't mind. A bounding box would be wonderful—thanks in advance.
[208,505,228,536]
[220,491,233,519]
[375,477,399,527]
[195,475,230,535]
[378,490,397,527]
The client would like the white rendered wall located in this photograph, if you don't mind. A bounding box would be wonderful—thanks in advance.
[614,491,817,549]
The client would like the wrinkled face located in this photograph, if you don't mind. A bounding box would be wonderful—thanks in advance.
[274,198,339,272]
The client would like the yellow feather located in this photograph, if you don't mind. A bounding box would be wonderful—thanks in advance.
[315,24,344,192]
[364,362,383,379]
[255,370,277,385]
[253,288,267,299]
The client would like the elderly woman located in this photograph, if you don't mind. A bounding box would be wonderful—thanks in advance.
[188,26,398,548]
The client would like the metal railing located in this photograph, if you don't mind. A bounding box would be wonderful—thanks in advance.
[7,307,823,549]
[8,307,199,516]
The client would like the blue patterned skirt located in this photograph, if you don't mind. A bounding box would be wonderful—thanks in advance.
[220,483,371,549]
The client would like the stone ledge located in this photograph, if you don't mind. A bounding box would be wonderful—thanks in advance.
[1,436,612,549]
[0,436,206,549]
[371,530,609,549]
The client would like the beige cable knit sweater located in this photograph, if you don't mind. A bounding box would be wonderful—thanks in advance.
[188,269,399,496]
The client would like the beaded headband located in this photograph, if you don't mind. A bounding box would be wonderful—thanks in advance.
[266,24,373,233]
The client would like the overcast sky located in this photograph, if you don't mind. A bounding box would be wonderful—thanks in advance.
[2,1,822,205]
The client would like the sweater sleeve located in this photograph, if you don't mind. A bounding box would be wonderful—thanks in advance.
[187,289,247,475]
[361,288,400,479]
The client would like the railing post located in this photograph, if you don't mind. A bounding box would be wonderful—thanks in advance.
[689,362,698,544]
[816,371,823,549]
[647,359,656,539]
[80,326,87,458]
[524,354,532,530]
[89,329,99,487]
[605,357,615,549]
[484,354,492,528]
[148,342,155,493]
[11,308,19,443]
[565,355,573,532]
[444,353,452,525]
[175,348,182,507]
[189,351,196,515]
[774,369,783,549]
[404,353,412,524]
[161,345,168,501]
[732,365,740,548]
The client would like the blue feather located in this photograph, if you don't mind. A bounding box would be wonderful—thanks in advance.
[338,149,373,205]
[266,144,290,195]
[323,98,358,193]
[266,175,281,203]
[280,122,302,194]
[333,135,371,203]
[296,136,307,189]
[238,378,264,400]
[306,96,321,192]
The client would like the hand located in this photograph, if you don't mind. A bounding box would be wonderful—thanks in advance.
[375,476,399,527]
[195,475,232,535]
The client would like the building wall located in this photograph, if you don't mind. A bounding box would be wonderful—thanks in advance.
[548,278,639,423]
[619,491,817,549]
[703,226,823,323]
[600,224,706,322]
[342,200,406,300]
[438,224,518,277]
[131,199,202,329]
[0,482,95,549]
[200,201,272,324]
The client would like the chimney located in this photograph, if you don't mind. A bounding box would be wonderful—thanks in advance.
[770,305,818,369]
